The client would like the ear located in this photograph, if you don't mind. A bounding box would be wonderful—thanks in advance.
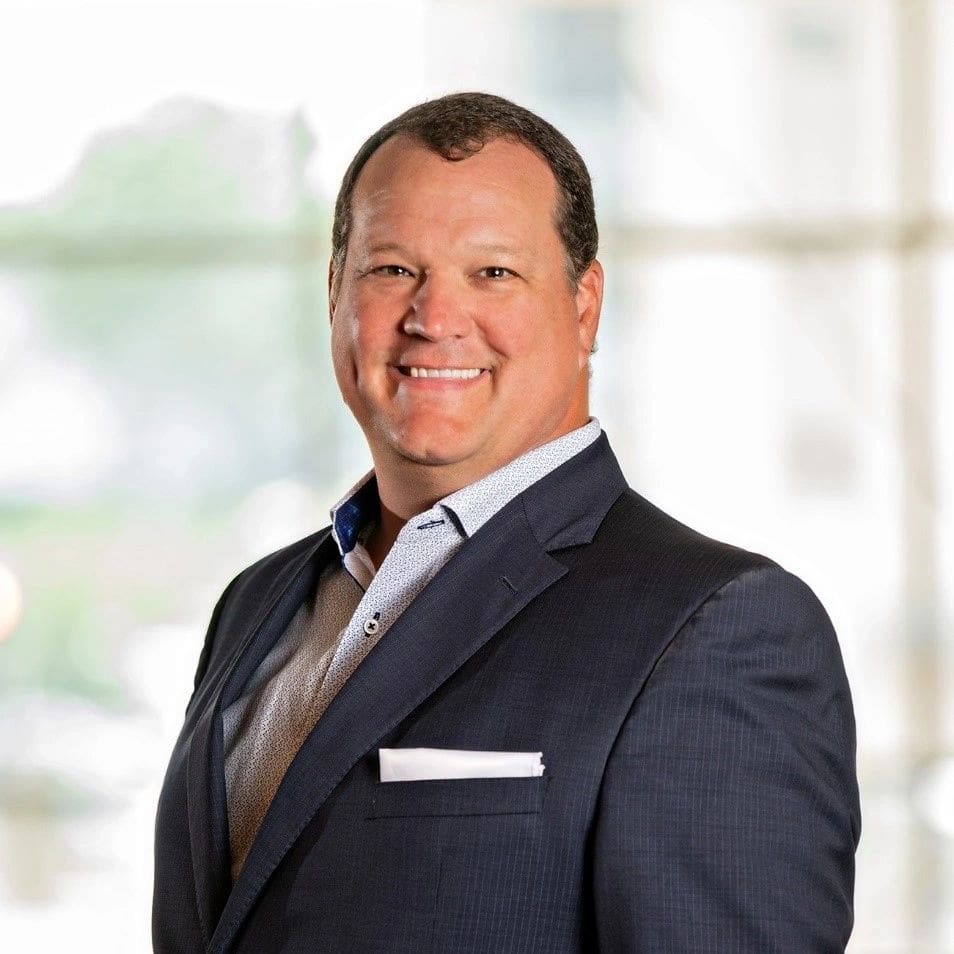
[327,258,337,325]
[574,259,603,369]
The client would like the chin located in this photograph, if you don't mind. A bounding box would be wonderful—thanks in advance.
[394,438,474,468]
[384,420,483,468]
[399,449,463,467]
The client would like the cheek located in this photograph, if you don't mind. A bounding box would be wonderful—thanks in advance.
[479,303,539,357]
[329,320,352,374]
[350,300,399,355]
[332,306,373,362]
[490,304,578,370]
[330,318,369,401]
[329,331,354,399]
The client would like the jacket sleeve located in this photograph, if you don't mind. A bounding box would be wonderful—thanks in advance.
[591,564,860,953]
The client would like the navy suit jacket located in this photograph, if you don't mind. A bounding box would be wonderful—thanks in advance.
[153,433,860,952]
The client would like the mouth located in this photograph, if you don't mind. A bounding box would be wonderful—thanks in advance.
[396,366,488,380]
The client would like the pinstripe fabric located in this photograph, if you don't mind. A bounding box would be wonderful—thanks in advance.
[153,433,860,953]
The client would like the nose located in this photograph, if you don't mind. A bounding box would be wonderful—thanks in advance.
[402,272,473,341]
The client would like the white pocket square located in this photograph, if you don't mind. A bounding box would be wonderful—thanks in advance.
[379,747,545,782]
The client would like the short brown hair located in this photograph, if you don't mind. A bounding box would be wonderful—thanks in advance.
[330,91,598,294]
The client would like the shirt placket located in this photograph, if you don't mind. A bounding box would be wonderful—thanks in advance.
[322,507,459,686]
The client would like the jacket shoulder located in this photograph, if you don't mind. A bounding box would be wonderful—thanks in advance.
[582,486,781,616]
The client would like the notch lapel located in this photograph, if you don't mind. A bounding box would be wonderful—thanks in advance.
[208,506,565,953]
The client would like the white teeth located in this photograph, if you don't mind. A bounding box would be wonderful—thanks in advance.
[407,367,483,379]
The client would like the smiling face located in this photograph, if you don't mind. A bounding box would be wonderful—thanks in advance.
[329,134,602,495]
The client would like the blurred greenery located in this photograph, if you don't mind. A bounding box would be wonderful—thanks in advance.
[0,96,339,703]
[0,503,237,704]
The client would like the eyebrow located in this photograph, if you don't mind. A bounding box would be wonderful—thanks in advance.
[366,242,413,257]
[365,241,524,257]
[468,242,523,256]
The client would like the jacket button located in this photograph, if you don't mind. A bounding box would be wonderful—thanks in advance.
[363,617,380,636]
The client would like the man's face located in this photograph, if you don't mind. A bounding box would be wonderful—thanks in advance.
[329,135,602,485]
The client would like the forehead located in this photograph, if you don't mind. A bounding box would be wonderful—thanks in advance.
[349,135,561,244]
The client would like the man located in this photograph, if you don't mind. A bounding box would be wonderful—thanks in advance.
[154,92,860,952]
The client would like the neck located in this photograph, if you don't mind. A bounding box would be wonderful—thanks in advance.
[363,399,592,568]
[363,462,466,568]
[363,499,405,571]
[362,465,457,570]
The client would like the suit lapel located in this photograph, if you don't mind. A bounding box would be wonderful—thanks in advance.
[206,433,629,953]
[208,506,567,953]
[186,529,336,945]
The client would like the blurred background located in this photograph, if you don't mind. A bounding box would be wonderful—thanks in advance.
[0,0,951,949]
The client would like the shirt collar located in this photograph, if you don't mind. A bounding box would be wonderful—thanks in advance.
[438,417,601,538]
[329,417,601,555]
[330,470,379,555]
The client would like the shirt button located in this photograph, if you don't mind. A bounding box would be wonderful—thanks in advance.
[363,617,380,636]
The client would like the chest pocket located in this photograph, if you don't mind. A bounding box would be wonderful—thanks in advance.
[367,775,549,819]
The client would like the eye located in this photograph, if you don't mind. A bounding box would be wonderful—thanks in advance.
[479,266,514,279]
[372,264,413,277]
